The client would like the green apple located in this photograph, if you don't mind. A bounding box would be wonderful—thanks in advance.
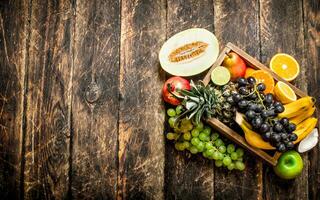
[273,150,303,179]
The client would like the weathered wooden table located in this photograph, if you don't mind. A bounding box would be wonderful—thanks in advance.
[0,0,319,199]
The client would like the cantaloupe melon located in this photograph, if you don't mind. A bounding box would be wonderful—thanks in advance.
[159,28,219,76]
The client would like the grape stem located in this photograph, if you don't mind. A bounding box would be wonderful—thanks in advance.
[253,85,276,125]
[254,85,266,110]
[243,90,256,98]
[268,118,274,125]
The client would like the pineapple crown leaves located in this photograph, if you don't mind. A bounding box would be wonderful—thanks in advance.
[174,80,222,124]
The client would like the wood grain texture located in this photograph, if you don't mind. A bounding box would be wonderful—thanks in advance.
[0,0,29,199]
[213,1,263,199]
[71,0,120,199]
[22,0,73,199]
[303,0,320,200]
[165,1,215,200]
[260,0,308,199]
[117,0,166,199]
[0,0,319,199]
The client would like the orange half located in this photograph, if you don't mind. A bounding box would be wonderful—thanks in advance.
[250,70,275,94]
[245,67,256,78]
[269,53,300,82]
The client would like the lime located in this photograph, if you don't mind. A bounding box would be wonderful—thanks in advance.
[211,66,230,86]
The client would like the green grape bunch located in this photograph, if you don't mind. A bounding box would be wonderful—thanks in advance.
[165,106,246,171]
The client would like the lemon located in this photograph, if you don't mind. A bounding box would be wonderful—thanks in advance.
[274,81,297,104]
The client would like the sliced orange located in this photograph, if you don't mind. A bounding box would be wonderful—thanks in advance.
[274,81,297,104]
[245,67,256,78]
[269,53,300,81]
[250,70,275,94]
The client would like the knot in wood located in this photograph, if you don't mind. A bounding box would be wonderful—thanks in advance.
[54,118,64,131]
[85,82,101,103]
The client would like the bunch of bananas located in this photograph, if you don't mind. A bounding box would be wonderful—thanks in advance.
[239,96,318,150]
[279,96,317,143]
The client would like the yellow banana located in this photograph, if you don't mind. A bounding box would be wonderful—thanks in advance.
[278,96,315,118]
[296,117,316,130]
[282,106,311,119]
[294,117,318,144]
[235,112,275,150]
[290,106,316,125]
[240,120,275,150]
[242,117,252,129]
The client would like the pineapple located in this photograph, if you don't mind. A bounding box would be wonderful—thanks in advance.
[176,81,237,126]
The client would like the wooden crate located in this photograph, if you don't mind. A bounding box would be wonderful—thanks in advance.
[203,42,316,166]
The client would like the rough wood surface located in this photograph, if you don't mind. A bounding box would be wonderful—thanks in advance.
[0,0,319,199]
[165,1,215,200]
[71,0,120,199]
[0,0,29,199]
[213,1,263,199]
[260,0,308,199]
[117,0,166,199]
[22,0,73,199]
[303,0,320,200]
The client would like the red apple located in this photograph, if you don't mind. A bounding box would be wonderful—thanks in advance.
[162,77,191,105]
[222,52,247,80]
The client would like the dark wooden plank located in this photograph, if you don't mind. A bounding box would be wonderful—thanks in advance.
[117,1,166,199]
[23,0,73,199]
[303,0,320,199]
[213,1,263,199]
[0,0,29,199]
[71,0,120,199]
[260,0,308,199]
[165,1,215,200]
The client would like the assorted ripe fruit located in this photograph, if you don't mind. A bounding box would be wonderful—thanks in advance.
[163,77,243,171]
[160,29,318,179]
[233,77,298,152]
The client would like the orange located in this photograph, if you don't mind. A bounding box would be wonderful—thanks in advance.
[250,70,275,94]
[269,53,300,81]
[274,81,297,104]
[245,67,256,78]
